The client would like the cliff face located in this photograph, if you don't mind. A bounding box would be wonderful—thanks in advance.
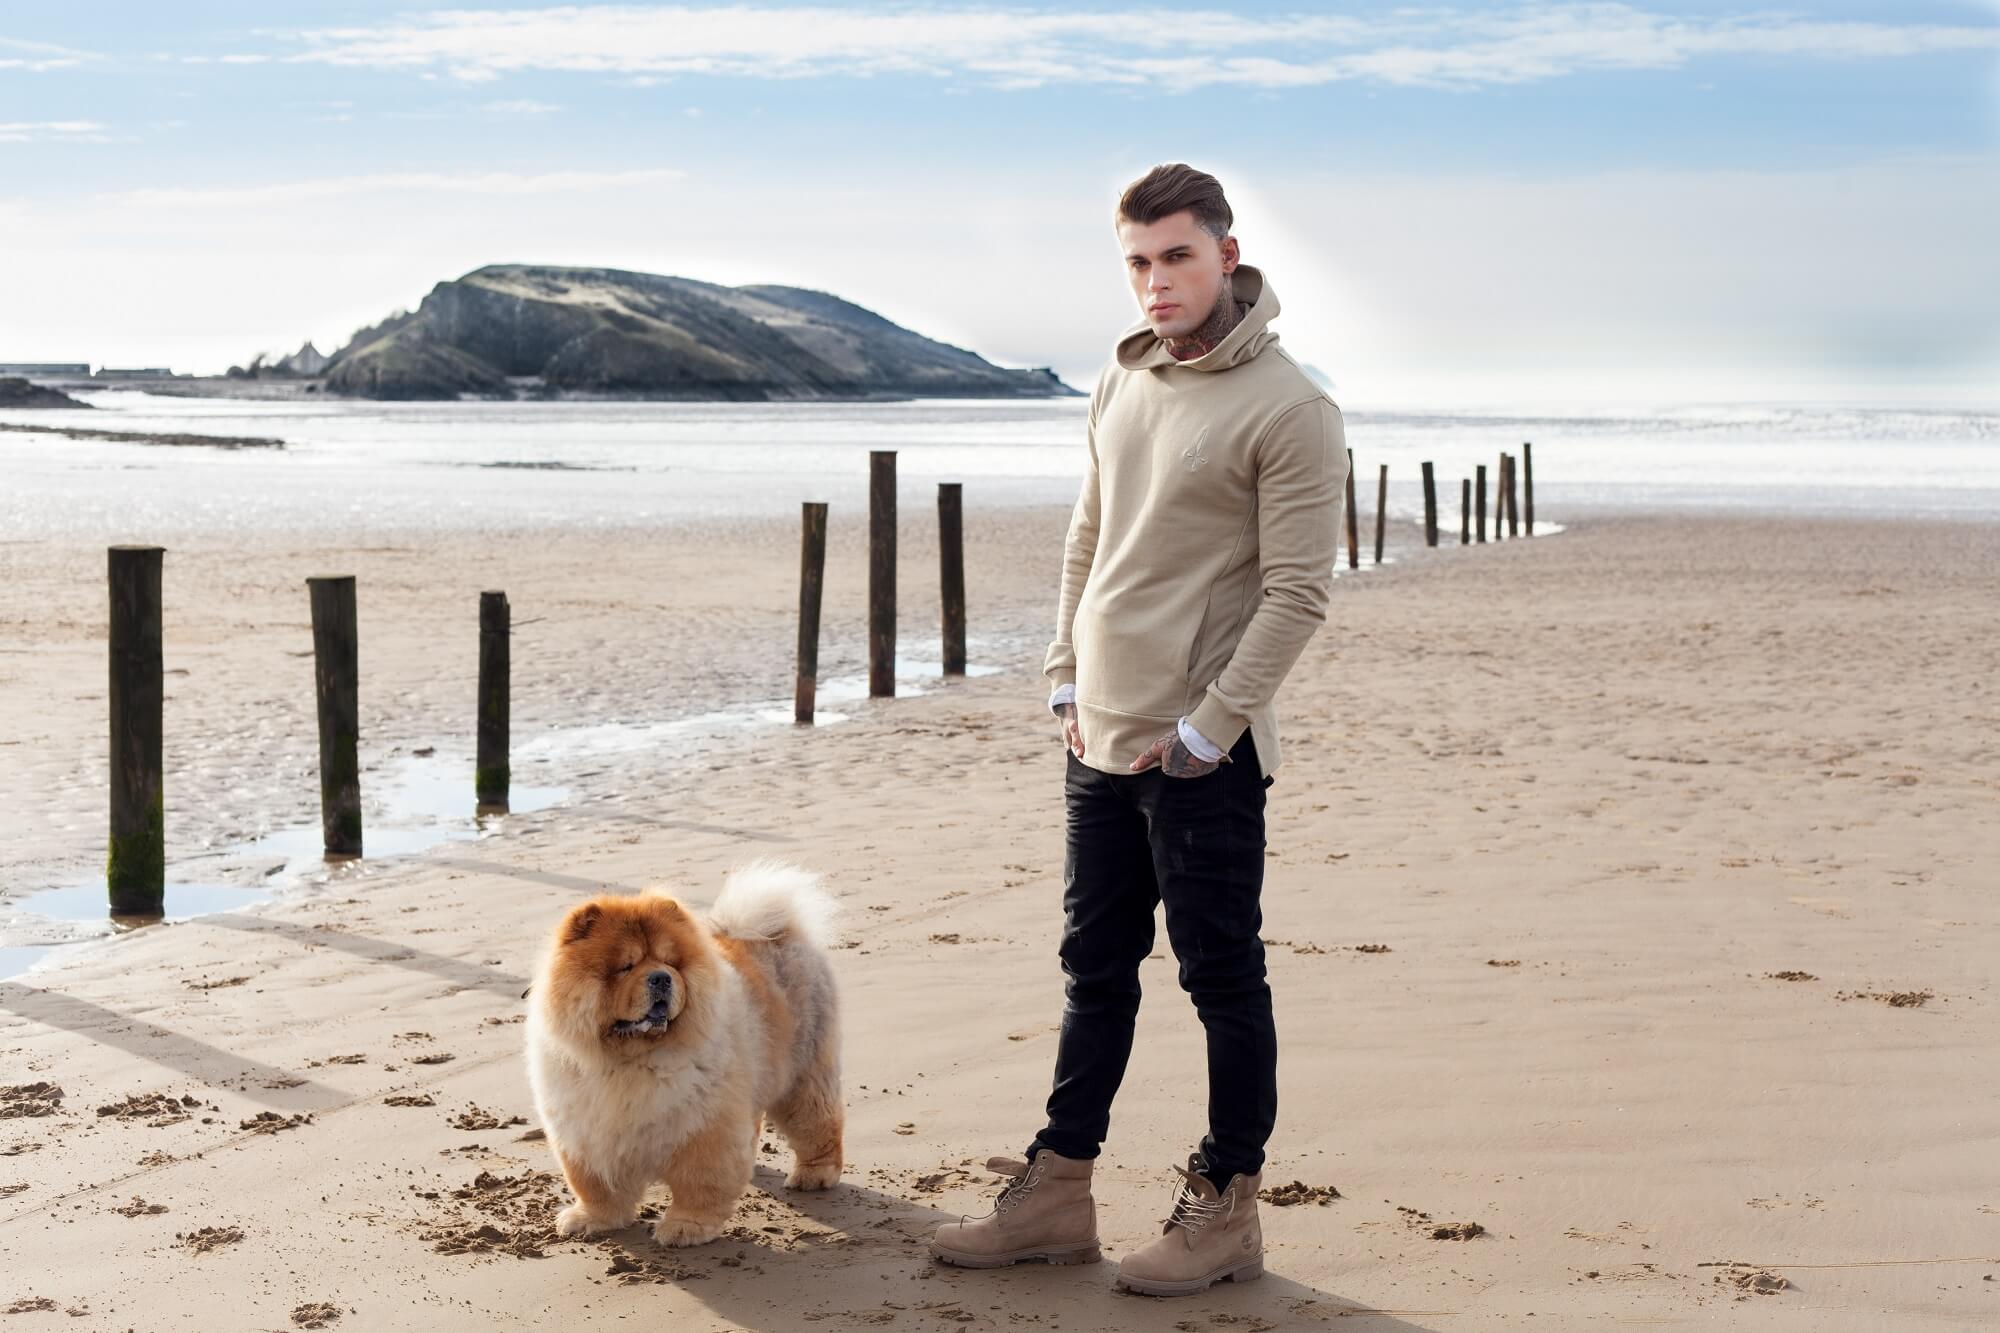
[323,266,1079,401]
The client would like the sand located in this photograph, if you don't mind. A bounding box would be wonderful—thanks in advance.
[1,508,1997,1330]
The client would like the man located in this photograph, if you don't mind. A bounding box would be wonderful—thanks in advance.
[931,164,1347,1297]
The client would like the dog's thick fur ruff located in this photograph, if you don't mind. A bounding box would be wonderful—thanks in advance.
[525,860,844,1247]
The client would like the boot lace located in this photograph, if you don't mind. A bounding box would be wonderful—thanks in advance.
[1165,1172,1235,1238]
[970,1158,1038,1218]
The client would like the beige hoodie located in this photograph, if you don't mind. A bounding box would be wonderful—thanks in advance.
[1044,264,1346,778]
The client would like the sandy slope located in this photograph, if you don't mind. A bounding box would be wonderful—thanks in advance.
[1,510,1996,1330]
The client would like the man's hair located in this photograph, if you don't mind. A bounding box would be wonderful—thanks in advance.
[1116,163,1233,240]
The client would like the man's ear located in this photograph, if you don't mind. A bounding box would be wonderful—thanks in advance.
[563,902,603,945]
[1219,235,1240,272]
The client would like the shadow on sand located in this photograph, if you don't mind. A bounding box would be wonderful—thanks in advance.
[548,1164,1449,1332]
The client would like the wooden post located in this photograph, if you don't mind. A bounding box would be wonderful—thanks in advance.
[1343,447,1359,570]
[307,575,362,858]
[476,591,509,811]
[1420,461,1438,548]
[938,483,966,676]
[1374,464,1389,566]
[1505,451,1521,538]
[1495,452,1510,540]
[795,502,828,724]
[868,452,897,697]
[1460,478,1471,545]
[1475,465,1487,543]
[107,545,165,915]
[1522,441,1535,535]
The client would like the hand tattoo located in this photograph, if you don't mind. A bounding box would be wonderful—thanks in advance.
[1160,734,1220,779]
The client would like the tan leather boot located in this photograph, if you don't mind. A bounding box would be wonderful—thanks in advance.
[930,1152,1102,1268]
[1114,1156,1264,1296]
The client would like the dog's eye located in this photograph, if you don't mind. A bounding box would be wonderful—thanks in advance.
[615,962,636,974]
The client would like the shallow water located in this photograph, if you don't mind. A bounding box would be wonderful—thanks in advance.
[0,394,1994,534]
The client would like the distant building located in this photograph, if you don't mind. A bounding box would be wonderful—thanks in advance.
[94,367,177,379]
[0,362,90,377]
[277,341,330,376]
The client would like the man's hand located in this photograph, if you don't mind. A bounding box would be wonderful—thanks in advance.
[1058,702,1085,759]
[1129,731,1221,778]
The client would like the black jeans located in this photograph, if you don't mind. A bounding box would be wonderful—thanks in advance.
[1030,731,1276,1184]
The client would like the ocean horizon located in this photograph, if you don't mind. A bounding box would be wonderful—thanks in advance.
[3,390,1997,534]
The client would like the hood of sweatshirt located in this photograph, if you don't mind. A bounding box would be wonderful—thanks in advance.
[1113,263,1280,374]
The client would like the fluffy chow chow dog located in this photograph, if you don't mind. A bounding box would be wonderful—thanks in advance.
[525,860,843,1247]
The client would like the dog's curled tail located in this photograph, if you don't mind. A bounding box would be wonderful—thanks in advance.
[708,860,838,948]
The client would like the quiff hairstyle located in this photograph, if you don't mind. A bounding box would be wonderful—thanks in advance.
[1116,163,1234,240]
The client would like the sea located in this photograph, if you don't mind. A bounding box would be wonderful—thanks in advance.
[3,391,1998,536]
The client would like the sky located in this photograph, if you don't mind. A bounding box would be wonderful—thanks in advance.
[2,1,1997,407]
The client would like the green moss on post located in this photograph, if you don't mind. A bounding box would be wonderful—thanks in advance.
[107,791,165,917]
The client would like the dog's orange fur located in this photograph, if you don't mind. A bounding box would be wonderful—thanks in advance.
[531,887,844,1247]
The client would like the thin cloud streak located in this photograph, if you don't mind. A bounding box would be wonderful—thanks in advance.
[275,4,2000,90]
[103,166,685,209]
[0,120,111,143]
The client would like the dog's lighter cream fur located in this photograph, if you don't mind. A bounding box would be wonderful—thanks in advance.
[525,861,844,1247]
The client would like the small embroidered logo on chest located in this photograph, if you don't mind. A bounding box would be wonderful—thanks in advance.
[1182,429,1210,473]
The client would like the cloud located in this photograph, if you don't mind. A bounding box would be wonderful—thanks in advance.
[0,35,92,71]
[273,4,2000,90]
[0,120,112,143]
[101,165,685,209]
[482,98,561,113]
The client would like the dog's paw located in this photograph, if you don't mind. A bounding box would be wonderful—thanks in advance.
[651,1213,724,1248]
[786,1160,841,1191]
[556,1203,621,1238]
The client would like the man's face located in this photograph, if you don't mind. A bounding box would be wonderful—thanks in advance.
[1116,209,1240,340]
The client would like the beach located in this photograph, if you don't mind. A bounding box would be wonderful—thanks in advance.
[2,492,1995,1328]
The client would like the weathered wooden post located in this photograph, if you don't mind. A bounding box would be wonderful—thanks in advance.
[1495,452,1510,540]
[1507,453,1521,538]
[795,502,828,724]
[1523,441,1535,535]
[1420,461,1438,548]
[1460,479,1471,545]
[1373,464,1389,566]
[307,575,362,857]
[869,452,896,698]
[476,591,509,811]
[1343,447,1359,570]
[938,483,966,676]
[107,545,165,915]
[1475,465,1488,543]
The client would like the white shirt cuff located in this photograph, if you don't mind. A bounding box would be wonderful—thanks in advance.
[1048,683,1077,713]
[1177,716,1224,763]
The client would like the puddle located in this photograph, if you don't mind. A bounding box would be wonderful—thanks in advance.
[0,881,270,982]
[223,757,569,880]
[0,660,996,979]
[15,880,270,926]
[1,754,571,976]
[0,944,59,982]
[523,657,1002,761]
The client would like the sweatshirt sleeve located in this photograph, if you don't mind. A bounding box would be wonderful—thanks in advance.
[1042,387,1105,689]
[1186,397,1345,751]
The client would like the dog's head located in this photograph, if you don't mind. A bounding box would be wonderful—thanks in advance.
[532,893,719,1059]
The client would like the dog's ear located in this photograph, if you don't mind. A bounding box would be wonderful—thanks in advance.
[562,902,603,945]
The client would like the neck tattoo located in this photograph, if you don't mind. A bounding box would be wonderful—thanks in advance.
[1163,282,1243,361]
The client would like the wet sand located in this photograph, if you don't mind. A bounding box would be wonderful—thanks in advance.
[1,510,1996,1329]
